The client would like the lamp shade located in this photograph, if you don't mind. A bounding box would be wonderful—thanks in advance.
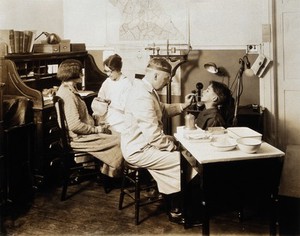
[242,55,254,77]
[204,62,230,78]
[204,63,218,74]
[44,32,61,44]
[34,32,61,44]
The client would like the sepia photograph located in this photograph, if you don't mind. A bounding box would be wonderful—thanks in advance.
[0,0,299,235]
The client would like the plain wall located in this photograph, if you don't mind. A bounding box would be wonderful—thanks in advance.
[181,50,259,106]
[0,0,64,39]
[0,0,261,132]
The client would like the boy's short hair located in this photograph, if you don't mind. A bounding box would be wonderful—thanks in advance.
[103,54,123,72]
[210,80,235,127]
[146,57,172,74]
[57,59,83,81]
[210,80,231,106]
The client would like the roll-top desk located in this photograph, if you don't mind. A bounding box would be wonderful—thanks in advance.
[0,44,106,187]
[0,45,5,229]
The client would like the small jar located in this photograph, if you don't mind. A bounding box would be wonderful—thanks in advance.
[184,113,196,130]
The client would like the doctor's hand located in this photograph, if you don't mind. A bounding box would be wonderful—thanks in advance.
[185,93,195,104]
[180,93,195,111]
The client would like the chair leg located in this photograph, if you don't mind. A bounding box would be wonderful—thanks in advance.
[119,165,163,225]
[135,170,140,225]
[61,169,71,201]
[119,167,128,210]
[61,183,68,201]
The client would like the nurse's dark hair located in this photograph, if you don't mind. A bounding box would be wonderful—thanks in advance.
[57,59,83,81]
[103,54,123,72]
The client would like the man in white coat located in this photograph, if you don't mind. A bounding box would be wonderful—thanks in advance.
[121,57,193,224]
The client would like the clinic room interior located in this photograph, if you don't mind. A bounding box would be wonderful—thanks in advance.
[0,0,300,235]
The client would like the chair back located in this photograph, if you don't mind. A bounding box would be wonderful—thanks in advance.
[52,96,106,200]
[53,96,72,152]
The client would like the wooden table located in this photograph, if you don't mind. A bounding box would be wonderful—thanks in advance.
[174,127,285,235]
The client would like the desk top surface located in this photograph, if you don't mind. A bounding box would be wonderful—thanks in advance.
[174,127,285,164]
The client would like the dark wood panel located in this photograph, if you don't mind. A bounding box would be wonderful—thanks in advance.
[1,51,105,188]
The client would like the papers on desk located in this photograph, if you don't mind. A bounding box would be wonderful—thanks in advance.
[43,96,53,105]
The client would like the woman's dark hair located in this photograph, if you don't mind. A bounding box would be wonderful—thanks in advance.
[57,59,83,81]
[103,54,122,72]
[210,80,234,127]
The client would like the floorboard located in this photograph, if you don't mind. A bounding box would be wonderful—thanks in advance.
[2,180,271,235]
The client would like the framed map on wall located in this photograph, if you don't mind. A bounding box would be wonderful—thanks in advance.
[106,0,189,46]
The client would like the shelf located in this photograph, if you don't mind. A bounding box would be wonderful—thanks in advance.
[21,74,57,82]
[5,51,88,62]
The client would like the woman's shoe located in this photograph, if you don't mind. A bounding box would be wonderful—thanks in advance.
[102,175,113,193]
[143,188,163,200]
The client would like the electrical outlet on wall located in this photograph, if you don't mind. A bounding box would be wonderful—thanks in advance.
[246,44,260,54]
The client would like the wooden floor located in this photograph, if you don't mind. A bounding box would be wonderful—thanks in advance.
[2,179,272,236]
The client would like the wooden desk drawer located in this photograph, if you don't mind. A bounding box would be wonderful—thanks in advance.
[44,125,60,137]
[42,107,57,123]
[46,140,62,153]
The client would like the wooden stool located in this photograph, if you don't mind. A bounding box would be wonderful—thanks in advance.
[118,161,163,225]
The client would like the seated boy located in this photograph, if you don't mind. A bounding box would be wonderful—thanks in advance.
[184,80,233,226]
[195,80,233,130]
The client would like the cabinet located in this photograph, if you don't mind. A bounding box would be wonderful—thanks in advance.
[0,57,5,233]
[0,44,106,187]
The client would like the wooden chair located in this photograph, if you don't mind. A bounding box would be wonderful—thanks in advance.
[118,161,163,225]
[53,96,108,201]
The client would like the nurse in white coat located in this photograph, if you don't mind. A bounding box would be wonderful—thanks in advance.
[91,54,132,133]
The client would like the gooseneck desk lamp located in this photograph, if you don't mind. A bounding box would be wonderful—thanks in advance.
[34,32,61,44]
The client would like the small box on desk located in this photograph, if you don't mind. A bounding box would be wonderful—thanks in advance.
[59,40,70,52]
[33,39,70,53]
[71,43,86,52]
[33,44,59,53]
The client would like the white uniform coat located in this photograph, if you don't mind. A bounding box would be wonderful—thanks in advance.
[92,74,132,133]
[121,78,182,194]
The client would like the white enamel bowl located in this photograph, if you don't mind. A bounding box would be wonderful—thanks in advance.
[236,137,262,153]
[211,142,237,152]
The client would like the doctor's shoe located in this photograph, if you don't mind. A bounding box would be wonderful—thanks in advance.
[168,208,185,225]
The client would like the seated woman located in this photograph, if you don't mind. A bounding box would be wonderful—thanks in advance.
[56,59,123,178]
[195,80,233,130]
